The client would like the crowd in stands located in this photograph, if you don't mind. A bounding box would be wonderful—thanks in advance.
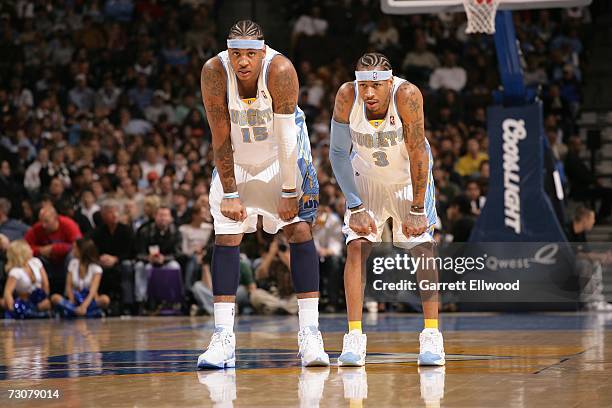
[0,0,597,317]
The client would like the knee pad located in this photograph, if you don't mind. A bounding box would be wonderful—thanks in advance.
[211,245,241,296]
[290,240,320,294]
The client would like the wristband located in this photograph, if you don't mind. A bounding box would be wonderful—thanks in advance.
[223,192,239,199]
[281,191,298,199]
[409,210,426,216]
[350,207,366,215]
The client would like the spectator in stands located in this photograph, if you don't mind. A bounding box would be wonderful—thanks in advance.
[24,205,82,294]
[2,240,51,318]
[445,195,475,242]
[369,16,400,53]
[69,74,96,113]
[312,195,344,312]
[429,51,467,92]
[0,198,28,241]
[179,202,213,292]
[135,194,161,231]
[134,206,183,310]
[191,248,255,316]
[73,189,100,234]
[51,238,110,317]
[128,75,154,113]
[40,147,71,190]
[565,137,612,222]
[251,237,298,315]
[454,138,489,178]
[465,180,486,215]
[96,74,122,113]
[402,31,439,87]
[566,206,612,311]
[292,6,328,50]
[145,90,176,124]
[90,200,135,314]
[23,148,49,194]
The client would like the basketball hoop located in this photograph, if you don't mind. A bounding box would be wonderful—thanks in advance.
[463,0,501,34]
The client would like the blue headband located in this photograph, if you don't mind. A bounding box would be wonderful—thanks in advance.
[355,70,393,81]
[227,39,265,49]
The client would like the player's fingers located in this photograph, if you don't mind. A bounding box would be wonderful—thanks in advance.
[239,208,247,221]
[370,219,377,234]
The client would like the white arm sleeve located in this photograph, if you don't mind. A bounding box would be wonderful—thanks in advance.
[274,112,298,191]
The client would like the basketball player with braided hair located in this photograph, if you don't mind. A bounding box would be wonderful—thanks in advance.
[197,20,329,369]
[330,53,445,366]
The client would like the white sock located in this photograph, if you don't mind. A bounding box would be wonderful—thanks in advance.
[298,298,319,330]
[214,302,235,332]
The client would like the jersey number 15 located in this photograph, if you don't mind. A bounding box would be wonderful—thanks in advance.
[241,127,268,143]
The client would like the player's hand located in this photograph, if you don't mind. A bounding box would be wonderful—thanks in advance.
[349,208,377,236]
[403,213,428,237]
[221,197,247,221]
[278,197,298,222]
[75,305,87,316]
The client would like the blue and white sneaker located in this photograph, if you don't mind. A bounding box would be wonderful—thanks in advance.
[338,331,367,367]
[197,328,236,369]
[418,328,445,366]
[298,326,330,367]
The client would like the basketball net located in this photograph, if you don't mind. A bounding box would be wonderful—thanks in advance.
[463,0,501,34]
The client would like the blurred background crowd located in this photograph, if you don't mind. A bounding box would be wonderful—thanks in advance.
[0,0,599,317]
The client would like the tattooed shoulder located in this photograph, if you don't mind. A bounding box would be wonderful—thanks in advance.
[333,82,355,123]
[397,82,423,115]
[201,57,227,99]
[267,55,299,114]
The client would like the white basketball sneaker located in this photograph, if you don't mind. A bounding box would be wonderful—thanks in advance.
[418,328,445,366]
[338,331,367,367]
[418,366,445,407]
[339,366,368,400]
[297,326,330,367]
[197,328,236,369]
[197,369,237,407]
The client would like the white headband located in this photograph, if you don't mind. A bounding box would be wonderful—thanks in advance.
[226,39,265,49]
[355,70,393,81]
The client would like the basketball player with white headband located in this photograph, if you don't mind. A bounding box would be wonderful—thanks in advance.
[330,53,445,366]
[197,20,328,369]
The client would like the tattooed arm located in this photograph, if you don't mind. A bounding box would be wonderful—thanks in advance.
[330,83,376,236]
[267,56,300,221]
[397,82,429,236]
[201,57,246,221]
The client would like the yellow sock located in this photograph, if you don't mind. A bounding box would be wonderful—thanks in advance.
[348,320,362,333]
[424,319,438,329]
[349,399,363,408]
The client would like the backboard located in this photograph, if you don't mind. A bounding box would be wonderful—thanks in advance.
[382,0,591,15]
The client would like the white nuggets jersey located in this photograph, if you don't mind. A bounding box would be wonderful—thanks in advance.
[218,46,280,166]
[349,76,432,185]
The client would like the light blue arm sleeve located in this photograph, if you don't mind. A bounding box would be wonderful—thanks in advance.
[329,119,362,209]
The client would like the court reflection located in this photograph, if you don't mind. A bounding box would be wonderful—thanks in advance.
[338,367,368,407]
[298,367,330,408]
[197,369,237,407]
[418,366,445,408]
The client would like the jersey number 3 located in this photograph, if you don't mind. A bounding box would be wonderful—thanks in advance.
[241,127,268,143]
[372,151,389,167]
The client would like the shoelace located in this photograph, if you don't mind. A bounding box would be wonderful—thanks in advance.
[208,331,232,351]
[420,333,440,353]
[299,330,322,356]
[344,334,362,353]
